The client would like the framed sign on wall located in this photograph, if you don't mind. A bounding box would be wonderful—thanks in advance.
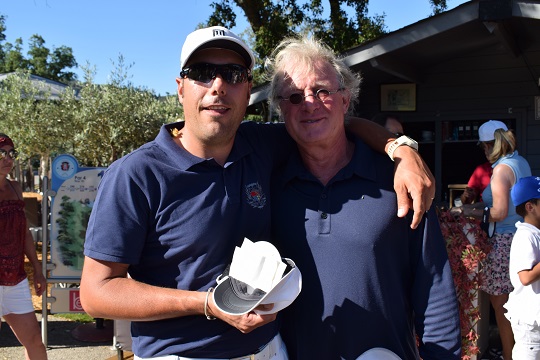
[380,83,416,112]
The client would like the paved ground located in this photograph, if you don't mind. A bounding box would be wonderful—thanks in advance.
[0,247,133,359]
[0,314,133,360]
[0,314,501,360]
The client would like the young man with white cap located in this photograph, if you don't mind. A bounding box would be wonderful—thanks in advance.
[80,26,434,359]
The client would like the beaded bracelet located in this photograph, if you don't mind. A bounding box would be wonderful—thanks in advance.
[205,287,216,320]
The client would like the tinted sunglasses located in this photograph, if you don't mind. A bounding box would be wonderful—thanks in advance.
[180,63,252,84]
[278,88,343,105]
[0,148,18,160]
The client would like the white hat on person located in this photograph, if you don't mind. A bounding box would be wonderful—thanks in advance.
[356,348,402,360]
[478,120,508,142]
[180,26,255,69]
[213,238,302,315]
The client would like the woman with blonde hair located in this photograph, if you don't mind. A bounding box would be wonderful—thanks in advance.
[453,120,531,360]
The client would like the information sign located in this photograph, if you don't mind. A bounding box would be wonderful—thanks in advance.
[50,155,105,279]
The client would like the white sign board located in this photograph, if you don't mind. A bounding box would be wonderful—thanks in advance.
[50,288,85,313]
[49,155,106,279]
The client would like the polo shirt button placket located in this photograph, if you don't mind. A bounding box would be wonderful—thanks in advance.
[319,190,330,233]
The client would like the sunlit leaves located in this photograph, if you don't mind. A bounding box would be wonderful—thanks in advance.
[0,66,183,176]
[205,0,451,73]
[0,15,78,83]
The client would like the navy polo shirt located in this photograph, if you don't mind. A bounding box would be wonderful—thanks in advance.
[271,137,461,360]
[85,121,290,358]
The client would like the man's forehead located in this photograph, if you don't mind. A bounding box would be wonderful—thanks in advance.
[186,48,248,67]
[281,70,336,91]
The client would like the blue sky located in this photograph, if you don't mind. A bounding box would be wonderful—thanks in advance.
[2,0,467,96]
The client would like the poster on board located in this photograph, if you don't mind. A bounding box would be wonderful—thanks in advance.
[50,154,106,279]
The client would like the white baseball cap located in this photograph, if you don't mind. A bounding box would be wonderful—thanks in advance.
[478,120,508,142]
[213,238,302,315]
[356,348,402,360]
[180,26,255,70]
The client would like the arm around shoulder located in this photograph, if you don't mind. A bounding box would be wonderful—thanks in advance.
[346,117,435,229]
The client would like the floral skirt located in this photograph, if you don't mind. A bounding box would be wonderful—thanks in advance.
[479,232,514,296]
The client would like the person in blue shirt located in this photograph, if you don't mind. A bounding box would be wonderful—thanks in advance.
[268,36,461,359]
[80,26,435,360]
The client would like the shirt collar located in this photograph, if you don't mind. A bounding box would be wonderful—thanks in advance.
[160,121,253,171]
[516,221,540,235]
[492,150,518,168]
[279,133,378,187]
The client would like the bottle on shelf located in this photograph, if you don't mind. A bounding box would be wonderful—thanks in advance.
[465,123,472,140]
[457,122,465,140]
[452,123,459,141]
[472,121,479,140]
[442,122,450,141]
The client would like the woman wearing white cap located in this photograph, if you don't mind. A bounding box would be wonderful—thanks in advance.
[452,120,531,360]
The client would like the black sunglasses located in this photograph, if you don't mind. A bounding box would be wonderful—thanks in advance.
[278,88,343,105]
[0,148,18,160]
[180,63,252,85]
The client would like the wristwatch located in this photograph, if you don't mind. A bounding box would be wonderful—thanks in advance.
[386,135,419,161]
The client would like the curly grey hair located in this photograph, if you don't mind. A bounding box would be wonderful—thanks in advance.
[265,35,362,119]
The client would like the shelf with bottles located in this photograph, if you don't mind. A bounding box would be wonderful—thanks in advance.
[442,121,480,143]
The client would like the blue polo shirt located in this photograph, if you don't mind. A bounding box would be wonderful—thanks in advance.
[84,121,290,358]
[271,137,461,360]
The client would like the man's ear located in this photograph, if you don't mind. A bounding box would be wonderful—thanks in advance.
[247,81,252,101]
[176,77,184,104]
[342,92,351,115]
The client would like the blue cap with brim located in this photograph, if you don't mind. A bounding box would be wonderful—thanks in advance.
[511,176,540,206]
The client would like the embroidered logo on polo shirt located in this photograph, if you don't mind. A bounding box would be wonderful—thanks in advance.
[245,182,266,209]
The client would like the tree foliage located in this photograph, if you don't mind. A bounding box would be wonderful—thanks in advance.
[430,0,448,14]
[206,0,384,61]
[205,0,450,62]
[0,14,78,83]
[74,59,182,167]
[0,66,183,182]
[0,71,74,178]
[0,14,183,185]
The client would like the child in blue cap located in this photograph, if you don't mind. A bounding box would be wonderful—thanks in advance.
[505,175,540,359]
